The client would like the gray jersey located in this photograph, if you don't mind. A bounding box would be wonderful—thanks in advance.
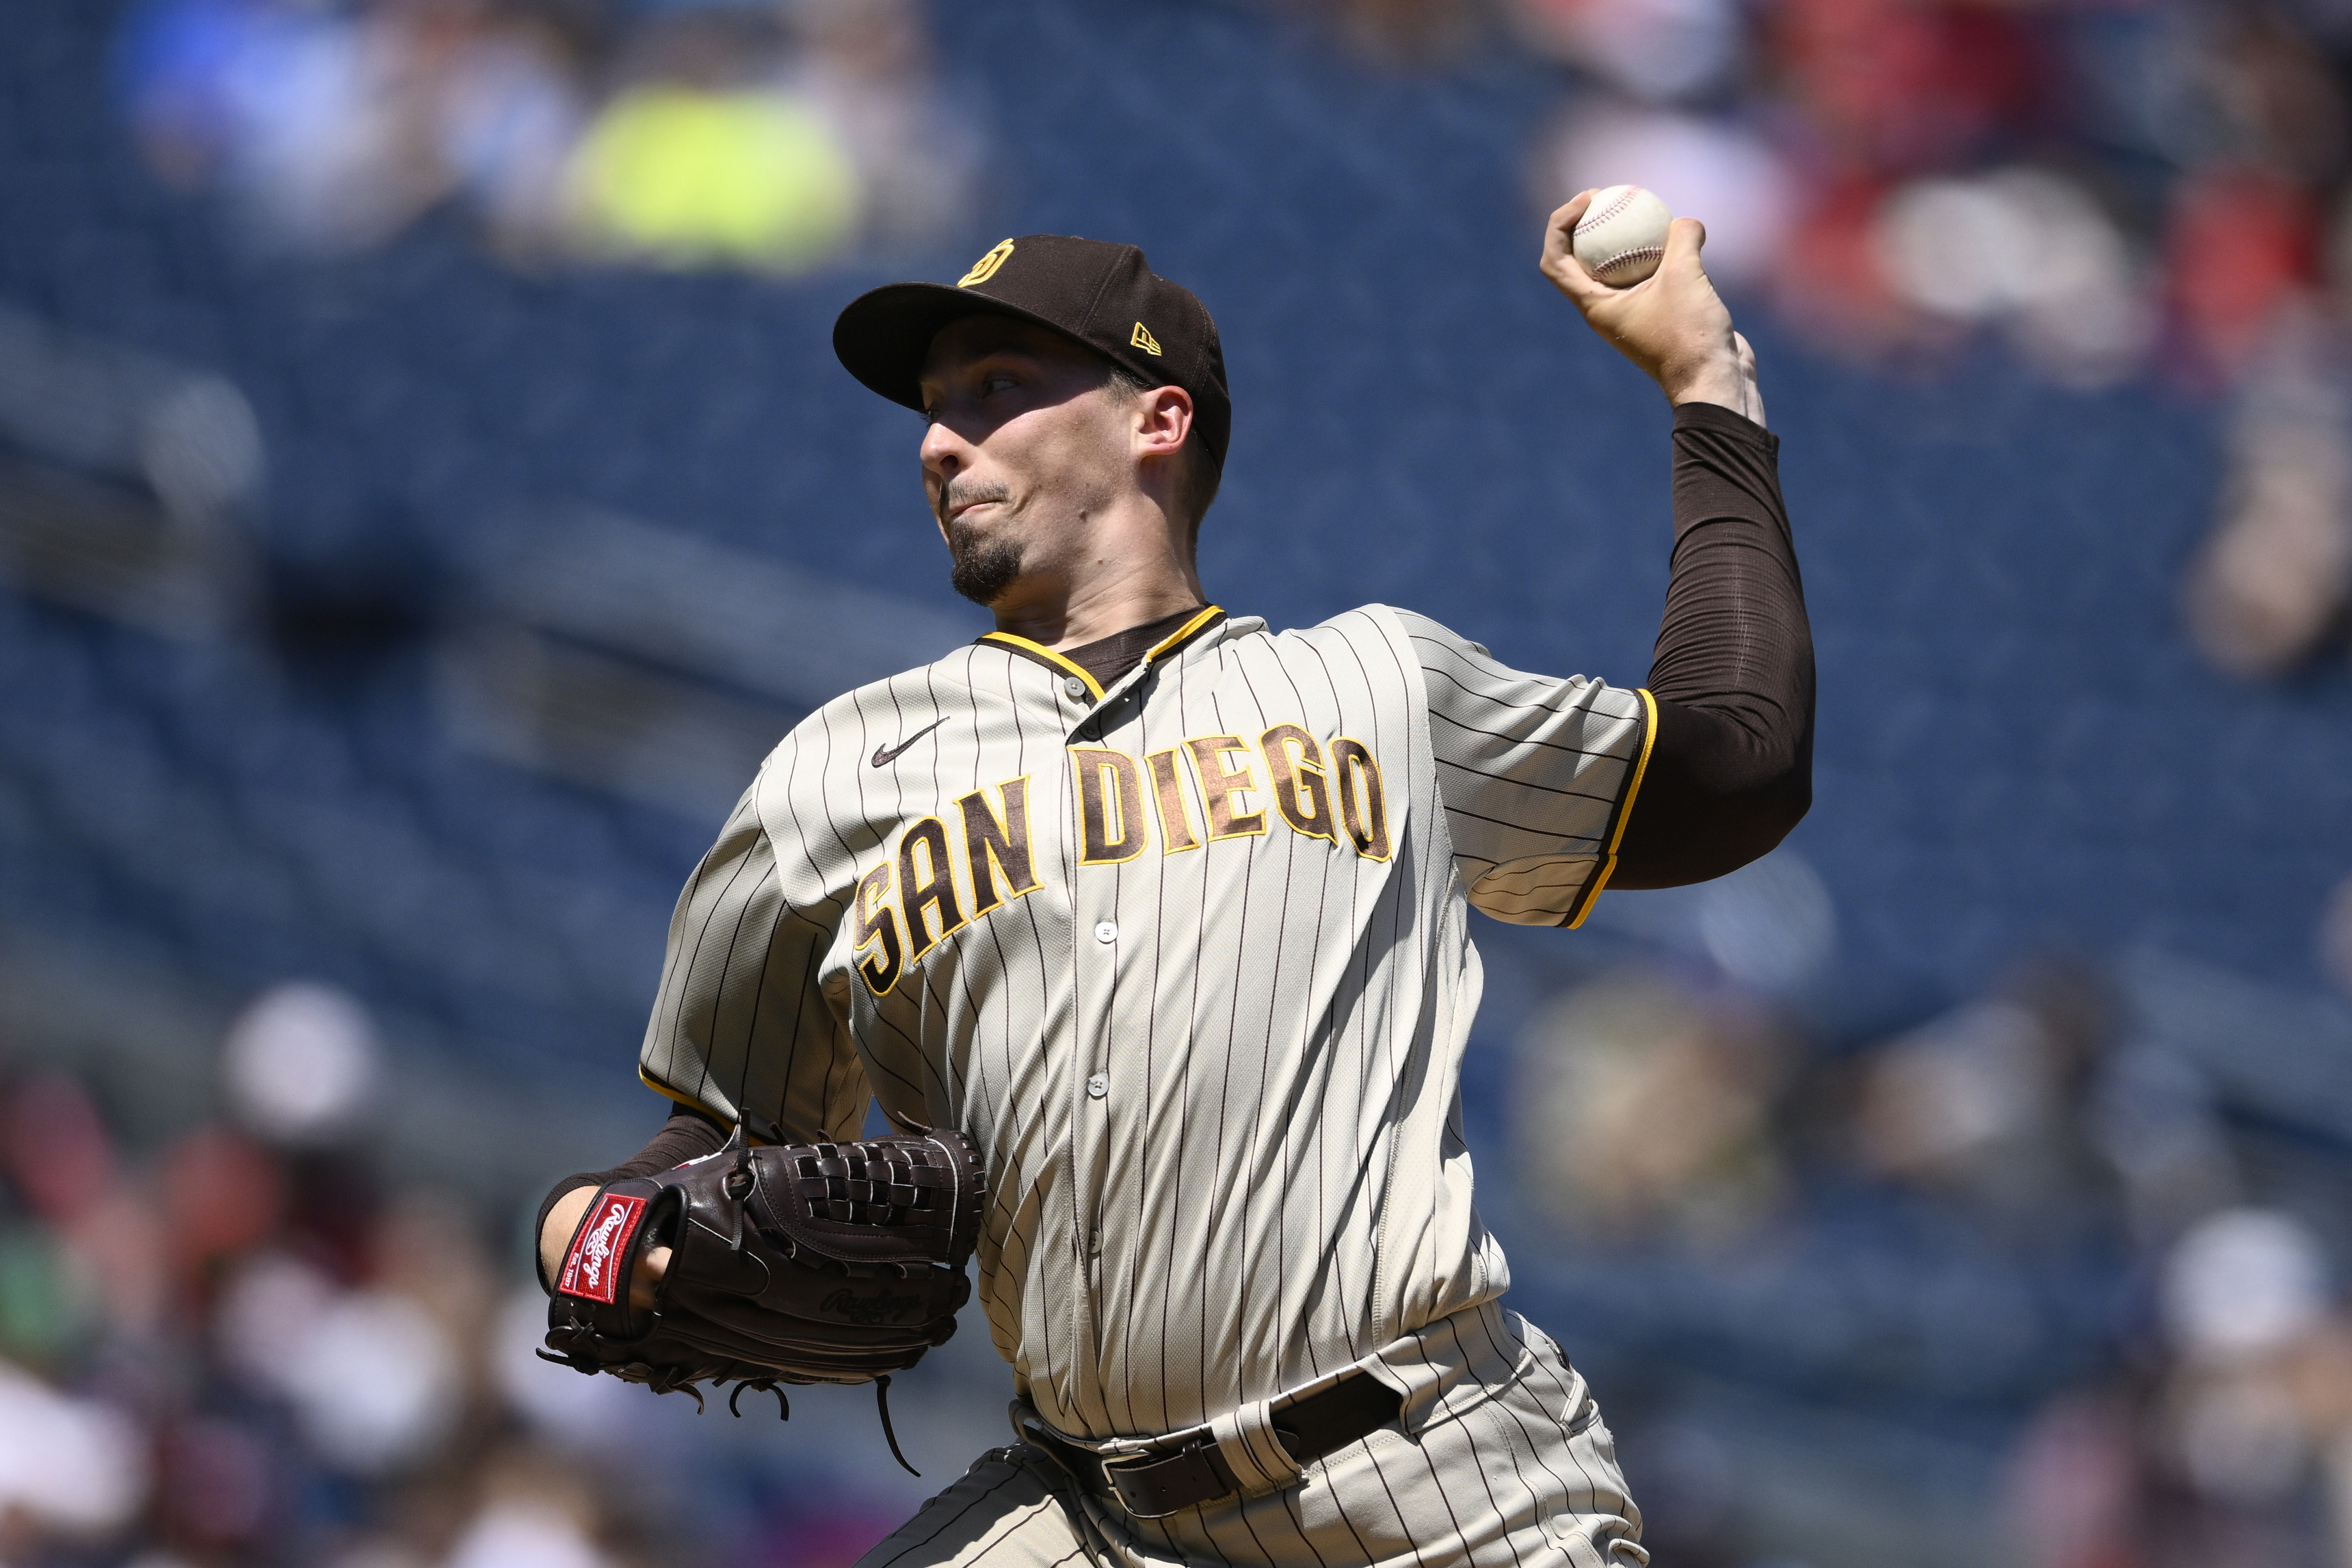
[638,604,1650,1444]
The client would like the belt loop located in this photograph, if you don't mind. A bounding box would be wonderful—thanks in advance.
[1206,1398,1304,1496]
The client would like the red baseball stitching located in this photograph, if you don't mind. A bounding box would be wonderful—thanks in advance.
[1591,245,1663,280]
[1574,186,1642,235]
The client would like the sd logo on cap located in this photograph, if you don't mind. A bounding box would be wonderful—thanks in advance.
[834,233,1231,469]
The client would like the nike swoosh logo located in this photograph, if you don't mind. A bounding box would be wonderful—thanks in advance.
[871,719,947,768]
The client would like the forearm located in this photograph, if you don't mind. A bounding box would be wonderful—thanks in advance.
[1613,401,1813,888]
[535,1101,728,1290]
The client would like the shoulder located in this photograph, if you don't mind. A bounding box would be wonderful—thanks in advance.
[1366,606,1495,665]
[748,646,997,817]
[1269,604,1497,676]
[769,646,992,751]
[1204,604,1499,692]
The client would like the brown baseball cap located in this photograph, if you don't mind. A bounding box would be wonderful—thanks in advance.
[832,235,1231,468]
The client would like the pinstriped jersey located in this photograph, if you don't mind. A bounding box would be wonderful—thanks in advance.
[637,604,1652,1442]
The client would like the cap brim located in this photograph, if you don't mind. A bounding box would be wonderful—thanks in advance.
[832,282,1094,412]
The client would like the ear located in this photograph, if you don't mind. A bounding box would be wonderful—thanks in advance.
[1133,385,1194,460]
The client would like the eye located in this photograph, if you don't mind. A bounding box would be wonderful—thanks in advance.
[981,373,1018,395]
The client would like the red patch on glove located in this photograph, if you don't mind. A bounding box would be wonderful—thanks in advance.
[559,1191,646,1304]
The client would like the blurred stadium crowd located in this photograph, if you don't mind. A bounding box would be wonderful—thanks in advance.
[1498,944,2352,1568]
[105,0,2352,681]
[10,931,2352,1567]
[2,0,2352,1566]
[105,0,2352,680]
[110,0,987,274]
[0,977,995,1567]
[1402,0,2352,682]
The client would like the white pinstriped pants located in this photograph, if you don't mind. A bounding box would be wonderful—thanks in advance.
[855,1312,1646,1568]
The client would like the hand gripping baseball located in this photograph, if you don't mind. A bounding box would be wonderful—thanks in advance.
[1540,190,1765,428]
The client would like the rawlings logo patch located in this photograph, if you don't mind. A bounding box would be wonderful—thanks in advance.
[560,1192,647,1304]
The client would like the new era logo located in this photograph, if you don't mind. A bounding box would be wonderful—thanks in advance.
[558,1191,647,1305]
[1131,321,1162,356]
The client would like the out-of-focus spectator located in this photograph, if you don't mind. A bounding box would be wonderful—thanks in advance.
[215,1197,471,1475]
[112,0,988,277]
[566,84,859,275]
[435,6,590,260]
[787,0,988,260]
[0,981,715,1565]
[1503,0,2352,501]
[1873,167,2150,388]
[0,1360,149,1541]
[1847,962,2116,1225]
[222,980,383,1147]
[441,1447,616,1568]
[1765,0,2052,175]
[2180,306,2352,678]
[2001,1208,2352,1568]
[1515,972,1791,1245]
[116,0,459,254]
[2165,165,2325,382]
[566,9,854,275]
[1507,0,1747,105]
[492,1283,645,1456]
[2000,1388,2143,1568]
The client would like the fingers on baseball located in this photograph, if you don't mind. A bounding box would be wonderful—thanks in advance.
[1663,216,1709,282]
[1540,191,1600,286]
[1546,189,1598,240]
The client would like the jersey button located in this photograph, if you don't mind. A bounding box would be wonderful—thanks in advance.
[1063,675,1088,698]
[1086,1074,1108,1100]
[1094,920,1118,944]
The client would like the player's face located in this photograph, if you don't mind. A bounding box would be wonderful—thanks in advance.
[916,317,1138,607]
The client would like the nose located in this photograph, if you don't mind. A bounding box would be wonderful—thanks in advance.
[920,418,965,483]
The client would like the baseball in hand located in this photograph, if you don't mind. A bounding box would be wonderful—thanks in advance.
[1572,185,1673,288]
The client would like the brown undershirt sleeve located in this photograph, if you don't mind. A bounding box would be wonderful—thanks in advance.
[1611,399,1814,888]
[534,1101,728,1291]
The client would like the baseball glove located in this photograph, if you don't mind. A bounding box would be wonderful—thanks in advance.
[540,1121,983,1472]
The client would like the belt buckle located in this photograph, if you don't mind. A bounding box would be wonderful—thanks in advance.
[1098,1448,1187,1521]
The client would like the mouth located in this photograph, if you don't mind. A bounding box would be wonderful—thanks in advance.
[938,479,1013,529]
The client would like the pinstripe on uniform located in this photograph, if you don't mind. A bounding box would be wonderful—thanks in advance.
[637,604,1650,1565]
[863,1306,1643,1568]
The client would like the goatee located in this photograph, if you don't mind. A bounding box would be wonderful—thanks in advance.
[939,479,1022,605]
[947,516,1023,606]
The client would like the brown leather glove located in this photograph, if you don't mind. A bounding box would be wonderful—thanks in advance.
[540,1124,983,1471]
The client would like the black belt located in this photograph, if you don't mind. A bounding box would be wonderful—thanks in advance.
[1019,1374,1402,1520]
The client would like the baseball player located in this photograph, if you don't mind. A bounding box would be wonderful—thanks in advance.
[539,190,1811,1568]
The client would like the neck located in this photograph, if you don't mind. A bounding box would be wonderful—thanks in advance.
[988,508,1206,651]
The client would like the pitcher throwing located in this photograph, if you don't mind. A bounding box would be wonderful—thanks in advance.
[538,190,1812,1568]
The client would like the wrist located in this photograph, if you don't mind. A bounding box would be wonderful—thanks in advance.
[540,1185,598,1291]
[1663,361,1747,413]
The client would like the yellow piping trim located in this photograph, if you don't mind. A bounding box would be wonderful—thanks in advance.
[1565,687,1658,930]
[980,632,1105,700]
[637,1065,747,1137]
[1143,604,1224,665]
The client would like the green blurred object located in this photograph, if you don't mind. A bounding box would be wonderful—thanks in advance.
[0,1225,90,1367]
[568,87,860,274]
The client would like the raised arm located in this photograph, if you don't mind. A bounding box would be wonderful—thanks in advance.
[1540,192,1812,888]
